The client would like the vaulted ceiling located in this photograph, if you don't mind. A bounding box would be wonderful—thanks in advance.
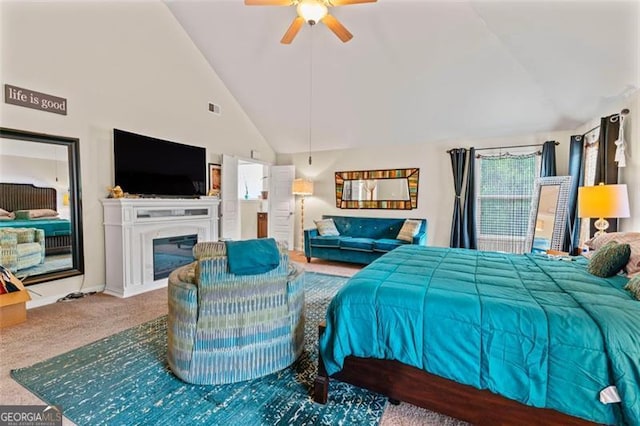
[166,0,639,154]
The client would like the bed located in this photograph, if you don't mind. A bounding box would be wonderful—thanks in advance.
[314,245,640,425]
[0,183,72,255]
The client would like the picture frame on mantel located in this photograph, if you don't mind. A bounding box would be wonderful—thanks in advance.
[208,163,221,197]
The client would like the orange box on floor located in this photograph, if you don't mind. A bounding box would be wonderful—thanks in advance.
[0,271,31,328]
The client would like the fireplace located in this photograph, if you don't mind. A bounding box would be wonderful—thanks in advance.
[102,198,220,298]
[152,234,197,280]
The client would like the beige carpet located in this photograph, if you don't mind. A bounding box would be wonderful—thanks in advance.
[0,253,469,426]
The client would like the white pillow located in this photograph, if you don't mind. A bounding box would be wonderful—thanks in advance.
[314,218,340,236]
[15,209,59,219]
[0,208,14,220]
[397,219,422,242]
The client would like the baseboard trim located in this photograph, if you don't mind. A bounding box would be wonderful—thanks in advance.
[26,284,106,309]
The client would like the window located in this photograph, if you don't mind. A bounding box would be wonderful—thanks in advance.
[238,162,267,200]
[476,152,540,253]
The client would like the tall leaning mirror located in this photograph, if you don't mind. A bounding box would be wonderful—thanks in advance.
[0,127,84,285]
[525,175,572,253]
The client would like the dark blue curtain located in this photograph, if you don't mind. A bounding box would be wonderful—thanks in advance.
[449,149,467,248]
[590,114,621,236]
[462,147,477,249]
[540,141,557,177]
[564,135,584,253]
[595,115,620,185]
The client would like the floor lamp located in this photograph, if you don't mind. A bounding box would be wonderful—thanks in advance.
[578,183,630,237]
[292,178,314,251]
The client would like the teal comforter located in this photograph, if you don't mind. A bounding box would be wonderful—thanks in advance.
[320,246,640,425]
[0,218,71,236]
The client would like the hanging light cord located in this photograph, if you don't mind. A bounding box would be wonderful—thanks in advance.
[308,26,313,165]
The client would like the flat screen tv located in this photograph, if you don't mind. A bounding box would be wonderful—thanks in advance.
[114,129,206,197]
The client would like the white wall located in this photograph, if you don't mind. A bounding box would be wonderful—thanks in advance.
[620,93,640,231]
[279,130,572,250]
[1,1,274,305]
[0,155,71,218]
[280,89,639,251]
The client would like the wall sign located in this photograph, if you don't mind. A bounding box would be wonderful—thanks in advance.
[4,84,67,115]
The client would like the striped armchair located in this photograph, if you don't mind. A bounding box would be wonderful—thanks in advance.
[0,227,45,273]
[167,240,305,385]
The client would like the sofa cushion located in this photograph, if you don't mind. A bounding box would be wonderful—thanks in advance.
[373,238,408,252]
[2,228,36,244]
[340,237,375,252]
[309,235,343,248]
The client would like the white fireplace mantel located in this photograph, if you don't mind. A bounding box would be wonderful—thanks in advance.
[102,198,220,298]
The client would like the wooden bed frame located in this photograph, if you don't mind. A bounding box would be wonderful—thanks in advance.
[314,323,599,426]
[0,183,72,255]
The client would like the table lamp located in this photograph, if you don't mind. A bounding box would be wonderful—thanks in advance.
[292,178,313,251]
[578,183,630,237]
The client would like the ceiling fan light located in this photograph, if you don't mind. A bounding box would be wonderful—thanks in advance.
[297,0,328,25]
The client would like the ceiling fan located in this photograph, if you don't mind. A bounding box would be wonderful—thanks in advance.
[245,0,377,44]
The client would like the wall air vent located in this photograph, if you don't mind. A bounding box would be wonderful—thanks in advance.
[208,102,221,115]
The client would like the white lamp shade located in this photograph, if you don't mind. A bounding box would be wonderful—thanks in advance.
[578,184,630,218]
[292,178,313,196]
[296,0,328,23]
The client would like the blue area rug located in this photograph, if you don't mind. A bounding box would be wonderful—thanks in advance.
[11,272,386,425]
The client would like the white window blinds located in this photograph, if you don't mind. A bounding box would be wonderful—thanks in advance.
[475,152,540,254]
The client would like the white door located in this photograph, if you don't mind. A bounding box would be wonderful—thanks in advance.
[268,165,295,250]
[221,154,240,240]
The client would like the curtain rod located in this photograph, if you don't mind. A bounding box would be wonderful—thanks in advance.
[581,108,631,137]
[446,141,558,154]
[582,125,600,137]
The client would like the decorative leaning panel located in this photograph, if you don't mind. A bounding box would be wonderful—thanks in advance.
[524,176,573,253]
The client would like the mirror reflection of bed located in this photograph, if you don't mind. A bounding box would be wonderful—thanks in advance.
[0,129,83,284]
[0,184,73,279]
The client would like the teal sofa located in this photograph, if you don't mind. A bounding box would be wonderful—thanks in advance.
[304,215,427,265]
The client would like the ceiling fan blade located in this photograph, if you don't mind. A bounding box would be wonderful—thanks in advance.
[321,14,353,43]
[328,0,377,5]
[244,0,293,5]
[281,16,305,44]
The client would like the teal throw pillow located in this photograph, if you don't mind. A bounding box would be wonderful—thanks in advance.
[624,275,640,300]
[587,240,631,278]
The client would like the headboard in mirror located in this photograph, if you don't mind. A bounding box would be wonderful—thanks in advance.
[525,176,572,253]
[335,168,419,209]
